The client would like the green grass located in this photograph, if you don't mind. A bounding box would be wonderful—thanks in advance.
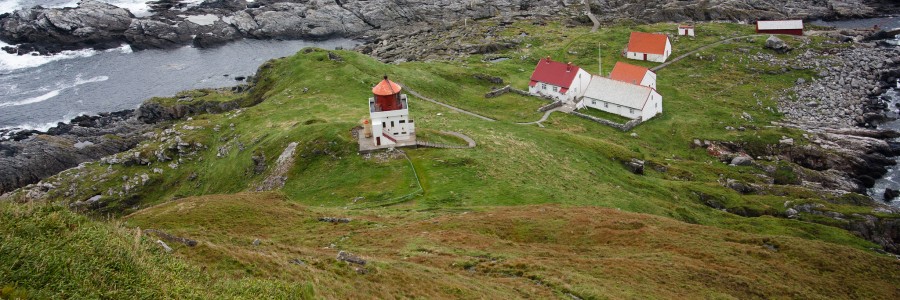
[4,20,899,298]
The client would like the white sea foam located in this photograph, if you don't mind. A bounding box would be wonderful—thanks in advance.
[0,75,108,108]
[0,110,90,133]
[0,41,131,71]
[0,0,19,14]
[0,0,152,16]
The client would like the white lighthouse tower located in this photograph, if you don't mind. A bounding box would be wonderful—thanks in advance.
[360,76,416,151]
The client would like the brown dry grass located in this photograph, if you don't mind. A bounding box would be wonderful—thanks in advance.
[125,193,900,299]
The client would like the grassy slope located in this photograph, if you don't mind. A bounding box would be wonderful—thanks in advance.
[0,201,315,299]
[122,193,900,299]
[4,21,900,298]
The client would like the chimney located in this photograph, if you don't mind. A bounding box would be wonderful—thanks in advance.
[546,56,551,63]
[567,62,572,72]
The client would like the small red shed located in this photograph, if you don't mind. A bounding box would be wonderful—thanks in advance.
[756,20,804,36]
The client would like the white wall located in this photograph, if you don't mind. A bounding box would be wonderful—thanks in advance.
[641,72,657,89]
[679,28,695,36]
[583,97,643,120]
[529,82,567,102]
[640,90,663,121]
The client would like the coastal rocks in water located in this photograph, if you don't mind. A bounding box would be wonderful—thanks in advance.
[124,19,195,50]
[765,35,792,54]
[0,110,150,194]
[4,0,889,56]
[885,188,899,201]
[0,0,134,53]
[776,42,900,128]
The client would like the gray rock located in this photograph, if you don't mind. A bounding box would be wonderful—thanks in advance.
[730,156,753,166]
[336,250,366,265]
[765,35,792,54]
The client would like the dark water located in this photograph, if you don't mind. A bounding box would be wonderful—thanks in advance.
[809,17,900,206]
[811,16,900,30]
[869,88,900,206]
[0,39,358,132]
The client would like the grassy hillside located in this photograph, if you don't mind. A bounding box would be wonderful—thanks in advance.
[3,21,899,298]
[119,193,897,299]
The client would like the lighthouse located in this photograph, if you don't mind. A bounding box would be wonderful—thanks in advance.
[362,76,416,150]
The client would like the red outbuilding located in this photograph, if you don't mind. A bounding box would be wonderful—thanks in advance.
[756,20,804,36]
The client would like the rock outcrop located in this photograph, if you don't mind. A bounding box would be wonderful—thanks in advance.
[0,110,151,194]
[2,0,894,55]
[0,0,134,54]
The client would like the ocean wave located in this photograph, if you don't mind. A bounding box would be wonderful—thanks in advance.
[0,75,108,108]
[0,110,90,135]
[0,41,132,72]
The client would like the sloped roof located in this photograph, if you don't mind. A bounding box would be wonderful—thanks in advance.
[757,20,804,30]
[373,77,402,96]
[678,25,694,29]
[582,76,654,110]
[529,58,581,89]
[627,32,669,55]
[609,62,653,86]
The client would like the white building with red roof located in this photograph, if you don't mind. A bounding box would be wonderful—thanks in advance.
[528,57,592,102]
[609,62,657,89]
[365,76,415,149]
[578,75,662,121]
[625,32,672,63]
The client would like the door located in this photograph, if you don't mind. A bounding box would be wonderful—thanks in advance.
[643,53,647,61]
[376,137,381,146]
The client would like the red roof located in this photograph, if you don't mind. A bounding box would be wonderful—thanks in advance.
[627,32,669,55]
[372,77,402,96]
[529,58,581,91]
[609,62,652,85]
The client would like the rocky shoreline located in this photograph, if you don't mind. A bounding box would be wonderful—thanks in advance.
[1,0,898,56]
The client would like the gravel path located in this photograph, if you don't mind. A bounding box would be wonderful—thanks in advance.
[399,83,496,122]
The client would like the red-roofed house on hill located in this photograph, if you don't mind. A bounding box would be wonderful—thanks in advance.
[625,32,672,63]
[609,62,657,89]
[756,20,804,36]
[528,57,592,102]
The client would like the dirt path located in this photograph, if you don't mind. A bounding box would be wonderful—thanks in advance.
[583,0,600,32]
[651,34,769,72]
[417,131,476,149]
[517,108,560,128]
[399,83,496,122]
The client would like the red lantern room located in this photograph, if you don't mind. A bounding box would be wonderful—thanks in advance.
[372,76,403,111]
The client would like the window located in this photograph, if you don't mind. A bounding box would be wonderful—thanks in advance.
[592,100,596,105]
[552,86,558,92]
[391,121,395,127]
[541,83,547,90]
[382,122,386,128]
[604,102,608,108]
[408,119,414,123]
[401,132,407,135]
[629,109,634,114]
[399,120,406,124]
[393,132,398,136]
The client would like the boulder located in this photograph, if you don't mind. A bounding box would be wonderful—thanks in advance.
[885,188,900,201]
[730,155,753,166]
[765,35,792,54]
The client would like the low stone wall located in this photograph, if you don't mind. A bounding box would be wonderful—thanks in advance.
[538,101,563,112]
[485,85,511,98]
[484,85,549,100]
[570,111,642,131]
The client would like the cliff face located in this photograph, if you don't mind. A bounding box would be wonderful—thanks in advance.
[0,0,893,55]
